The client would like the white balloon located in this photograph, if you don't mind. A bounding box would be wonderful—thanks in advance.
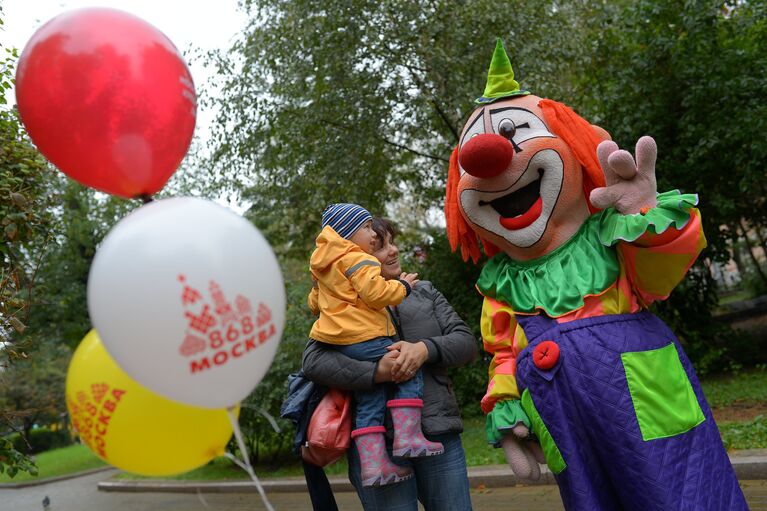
[87,197,285,408]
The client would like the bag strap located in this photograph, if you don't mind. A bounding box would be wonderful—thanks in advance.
[302,459,339,511]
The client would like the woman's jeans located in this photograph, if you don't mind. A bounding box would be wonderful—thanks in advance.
[347,432,473,511]
[334,336,423,429]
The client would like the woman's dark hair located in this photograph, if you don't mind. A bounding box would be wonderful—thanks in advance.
[372,217,396,246]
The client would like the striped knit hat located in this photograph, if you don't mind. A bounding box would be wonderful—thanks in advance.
[321,203,372,239]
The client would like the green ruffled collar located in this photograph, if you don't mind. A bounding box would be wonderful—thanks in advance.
[477,215,619,317]
[476,190,698,317]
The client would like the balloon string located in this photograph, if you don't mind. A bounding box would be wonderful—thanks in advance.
[195,487,212,509]
[226,407,275,511]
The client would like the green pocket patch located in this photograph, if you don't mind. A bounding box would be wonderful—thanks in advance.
[621,342,705,441]
[520,389,566,474]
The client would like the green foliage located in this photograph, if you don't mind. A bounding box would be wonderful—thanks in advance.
[0,437,37,479]
[5,427,71,455]
[116,456,251,481]
[719,415,767,450]
[575,0,767,368]
[0,87,56,352]
[578,0,767,260]
[0,443,106,483]
[0,343,70,442]
[203,2,767,444]
[651,270,738,375]
[116,454,350,480]
[0,14,58,477]
[743,271,767,298]
[0,144,132,475]
[25,183,136,350]
[414,230,486,417]
[206,0,597,257]
[206,0,767,382]
[700,367,767,408]
[460,416,506,466]
[231,258,315,465]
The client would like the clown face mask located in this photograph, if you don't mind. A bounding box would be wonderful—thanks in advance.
[457,95,608,260]
[446,40,609,262]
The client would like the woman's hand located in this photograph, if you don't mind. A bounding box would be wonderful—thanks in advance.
[388,341,429,382]
[374,350,399,383]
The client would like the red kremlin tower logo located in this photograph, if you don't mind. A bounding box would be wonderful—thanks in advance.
[177,275,277,374]
[68,383,126,461]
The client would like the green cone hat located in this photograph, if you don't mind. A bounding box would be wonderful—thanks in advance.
[476,39,530,104]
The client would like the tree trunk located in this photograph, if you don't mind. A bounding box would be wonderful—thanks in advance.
[22,418,35,452]
[729,226,745,283]
[739,219,767,287]
[754,223,767,257]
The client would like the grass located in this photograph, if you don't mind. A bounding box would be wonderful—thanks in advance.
[461,416,507,466]
[8,369,767,483]
[720,416,767,450]
[700,367,767,408]
[115,416,499,482]
[701,368,767,450]
[115,456,316,481]
[0,444,105,483]
[115,457,251,481]
[717,289,755,307]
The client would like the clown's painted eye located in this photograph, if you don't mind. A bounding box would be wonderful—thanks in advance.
[499,119,516,140]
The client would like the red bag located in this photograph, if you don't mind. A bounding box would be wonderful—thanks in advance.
[301,388,352,467]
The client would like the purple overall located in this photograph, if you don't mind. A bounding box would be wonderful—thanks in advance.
[515,311,748,511]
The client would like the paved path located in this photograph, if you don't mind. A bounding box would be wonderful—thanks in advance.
[2,469,767,511]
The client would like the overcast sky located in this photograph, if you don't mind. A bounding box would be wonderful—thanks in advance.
[0,0,247,139]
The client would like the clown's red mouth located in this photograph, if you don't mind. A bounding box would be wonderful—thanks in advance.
[479,170,543,230]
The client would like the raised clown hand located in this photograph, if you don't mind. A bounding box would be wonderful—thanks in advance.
[590,136,658,215]
[500,423,546,480]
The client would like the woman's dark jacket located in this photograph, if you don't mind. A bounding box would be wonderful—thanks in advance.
[302,281,477,435]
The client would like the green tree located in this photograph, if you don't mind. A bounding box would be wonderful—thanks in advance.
[206,0,598,257]
[574,0,767,369]
[0,343,69,443]
[414,229,486,416]
[232,259,314,464]
[195,2,767,466]
[26,182,136,350]
[204,2,611,435]
[0,6,57,476]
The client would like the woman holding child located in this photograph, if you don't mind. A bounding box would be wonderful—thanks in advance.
[303,204,476,511]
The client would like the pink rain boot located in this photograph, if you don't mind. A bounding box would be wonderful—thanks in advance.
[352,426,413,487]
[388,399,444,458]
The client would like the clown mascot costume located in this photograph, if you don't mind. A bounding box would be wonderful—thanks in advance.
[445,40,748,510]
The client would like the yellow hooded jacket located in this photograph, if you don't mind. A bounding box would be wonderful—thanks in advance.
[308,226,407,345]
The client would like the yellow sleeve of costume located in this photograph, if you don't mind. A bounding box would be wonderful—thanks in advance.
[619,208,706,305]
[480,296,529,414]
[346,257,407,309]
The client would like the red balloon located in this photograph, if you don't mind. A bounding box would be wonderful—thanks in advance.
[15,8,196,198]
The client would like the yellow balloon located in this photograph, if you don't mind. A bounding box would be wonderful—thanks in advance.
[66,330,236,476]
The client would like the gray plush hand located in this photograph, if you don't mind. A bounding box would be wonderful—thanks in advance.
[501,424,546,481]
[590,136,658,215]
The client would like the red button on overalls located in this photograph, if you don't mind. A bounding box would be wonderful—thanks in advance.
[533,340,560,370]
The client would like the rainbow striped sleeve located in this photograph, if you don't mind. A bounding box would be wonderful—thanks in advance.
[480,296,528,413]
[619,208,706,305]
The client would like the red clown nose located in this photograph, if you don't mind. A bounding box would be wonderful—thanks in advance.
[458,133,513,178]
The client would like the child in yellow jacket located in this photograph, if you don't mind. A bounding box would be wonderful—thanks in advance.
[308,203,443,487]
